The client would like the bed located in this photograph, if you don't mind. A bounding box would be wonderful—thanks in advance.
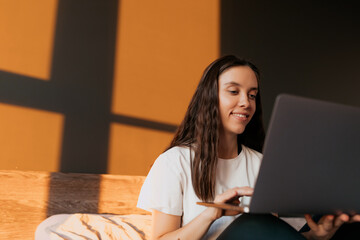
[0,170,307,239]
[0,170,151,240]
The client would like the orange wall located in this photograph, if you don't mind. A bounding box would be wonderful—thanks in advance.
[0,103,64,171]
[108,0,219,175]
[0,0,61,171]
[112,0,219,124]
[0,0,219,175]
[0,0,58,80]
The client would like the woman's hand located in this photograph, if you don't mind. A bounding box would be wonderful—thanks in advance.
[204,187,253,222]
[303,213,360,240]
[151,187,253,240]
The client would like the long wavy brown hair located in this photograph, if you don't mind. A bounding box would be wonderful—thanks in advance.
[168,55,265,201]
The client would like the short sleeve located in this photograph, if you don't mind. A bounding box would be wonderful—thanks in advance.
[137,151,183,216]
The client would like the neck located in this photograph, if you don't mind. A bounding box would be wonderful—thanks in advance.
[218,131,238,159]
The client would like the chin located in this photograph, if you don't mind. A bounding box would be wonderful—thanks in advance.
[233,128,246,135]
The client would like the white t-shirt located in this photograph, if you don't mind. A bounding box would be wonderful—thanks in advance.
[137,145,262,240]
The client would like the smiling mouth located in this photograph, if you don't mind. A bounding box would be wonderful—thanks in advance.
[232,113,249,118]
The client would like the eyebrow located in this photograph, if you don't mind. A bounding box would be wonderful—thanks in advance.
[224,81,258,91]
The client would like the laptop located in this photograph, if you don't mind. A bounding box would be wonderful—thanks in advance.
[198,94,360,215]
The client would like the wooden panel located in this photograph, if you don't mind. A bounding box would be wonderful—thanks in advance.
[0,170,148,240]
[0,170,49,239]
[99,174,147,214]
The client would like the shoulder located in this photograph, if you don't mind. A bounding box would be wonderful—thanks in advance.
[161,146,192,159]
[152,146,192,174]
[240,145,263,182]
[241,145,263,162]
[138,146,190,215]
[242,145,262,157]
[157,146,192,164]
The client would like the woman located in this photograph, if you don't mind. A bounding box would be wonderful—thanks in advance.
[137,55,360,239]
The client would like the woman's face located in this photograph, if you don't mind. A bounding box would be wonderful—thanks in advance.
[218,66,258,138]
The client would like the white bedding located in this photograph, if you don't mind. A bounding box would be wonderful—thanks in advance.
[35,214,152,240]
[35,213,305,240]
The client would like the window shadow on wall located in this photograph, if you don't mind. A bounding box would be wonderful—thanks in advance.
[0,0,177,217]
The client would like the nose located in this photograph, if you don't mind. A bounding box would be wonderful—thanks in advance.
[238,93,250,108]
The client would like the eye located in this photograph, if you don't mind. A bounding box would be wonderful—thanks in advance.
[249,93,257,100]
[227,88,239,95]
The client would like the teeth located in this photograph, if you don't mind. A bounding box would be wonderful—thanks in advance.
[233,113,247,118]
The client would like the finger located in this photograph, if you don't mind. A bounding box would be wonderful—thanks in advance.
[234,187,254,196]
[214,189,238,203]
[334,214,348,228]
[304,214,319,232]
[321,215,335,231]
[350,215,360,223]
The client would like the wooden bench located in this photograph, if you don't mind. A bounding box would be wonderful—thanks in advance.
[0,170,148,239]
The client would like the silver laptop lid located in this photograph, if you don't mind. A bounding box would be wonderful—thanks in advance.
[250,94,360,215]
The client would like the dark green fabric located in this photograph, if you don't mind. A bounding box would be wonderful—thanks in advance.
[217,213,360,240]
[217,214,305,240]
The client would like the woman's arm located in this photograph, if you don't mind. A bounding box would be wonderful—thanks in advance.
[151,208,214,240]
[150,187,253,240]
